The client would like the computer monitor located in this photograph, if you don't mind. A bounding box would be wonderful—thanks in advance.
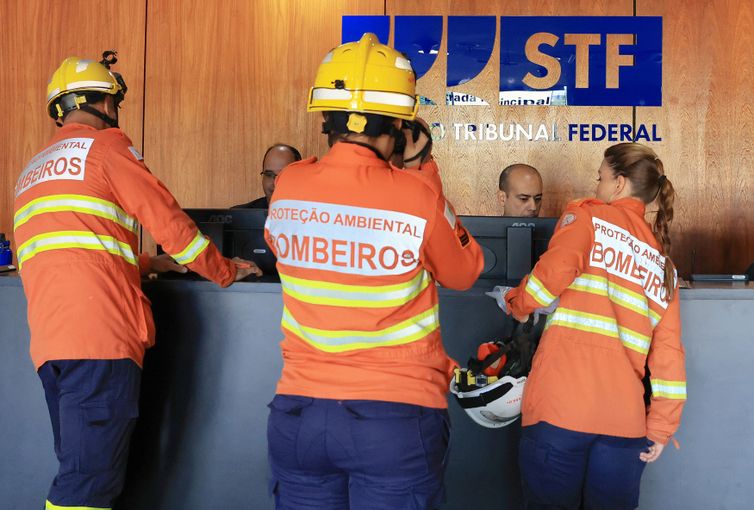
[458,216,558,284]
[182,208,278,277]
[174,211,554,284]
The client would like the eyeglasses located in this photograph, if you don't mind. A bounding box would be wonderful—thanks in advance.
[260,170,277,178]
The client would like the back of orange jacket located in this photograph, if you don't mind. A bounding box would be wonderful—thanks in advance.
[264,143,484,409]
[14,123,235,369]
[506,198,686,444]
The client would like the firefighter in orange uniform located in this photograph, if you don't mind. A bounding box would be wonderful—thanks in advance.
[13,52,259,510]
[263,34,484,509]
[502,143,686,510]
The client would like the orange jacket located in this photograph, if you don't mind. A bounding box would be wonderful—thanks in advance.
[13,123,236,369]
[264,142,484,408]
[506,198,686,444]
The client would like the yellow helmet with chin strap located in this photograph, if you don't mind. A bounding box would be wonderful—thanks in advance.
[46,51,127,125]
[307,33,419,123]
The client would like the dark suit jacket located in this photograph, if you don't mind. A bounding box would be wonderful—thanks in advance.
[231,196,268,209]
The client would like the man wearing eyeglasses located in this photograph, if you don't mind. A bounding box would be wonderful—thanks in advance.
[232,144,302,209]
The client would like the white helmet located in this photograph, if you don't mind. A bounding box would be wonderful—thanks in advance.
[450,372,526,428]
[450,318,540,429]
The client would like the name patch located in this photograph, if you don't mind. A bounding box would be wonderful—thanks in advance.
[266,200,427,276]
[589,218,669,308]
[16,138,93,196]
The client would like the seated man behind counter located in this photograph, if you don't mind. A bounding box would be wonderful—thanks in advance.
[232,143,302,209]
[498,163,544,217]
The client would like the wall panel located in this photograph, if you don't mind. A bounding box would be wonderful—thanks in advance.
[3,1,751,275]
[0,0,146,251]
[387,0,634,218]
[143,0,384,212]
[636,0,754,274]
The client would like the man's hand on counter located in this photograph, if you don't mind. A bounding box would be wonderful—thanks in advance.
[233,257,263,281]
[149,254,188,275]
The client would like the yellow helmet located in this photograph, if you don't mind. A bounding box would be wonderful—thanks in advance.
[307,33,419,122]
[46,54,125,120]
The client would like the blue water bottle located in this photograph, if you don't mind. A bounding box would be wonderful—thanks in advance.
[0,233,12,266]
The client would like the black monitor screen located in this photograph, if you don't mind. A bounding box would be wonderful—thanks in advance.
[177,211,555,284]
[183,208,278,277]
[458,216,558,285]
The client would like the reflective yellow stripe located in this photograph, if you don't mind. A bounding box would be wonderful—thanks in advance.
[568,274,662,328]
[650,379,687,400]
[548,308,618,337]
[14,194,138,234]
[280,270,431,308]
[170,232,210,265]
[525,274,557,307]
[17,231,137,269]
[617,325,652,355]
[548,307,651,355]
[281,305,440,353]
[46,499,110,509]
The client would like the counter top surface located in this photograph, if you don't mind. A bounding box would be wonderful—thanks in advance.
[2,272,753,299]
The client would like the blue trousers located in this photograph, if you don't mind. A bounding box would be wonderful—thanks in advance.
[38,359,141,509]
[267,395,450,510]
[519,422,650,510]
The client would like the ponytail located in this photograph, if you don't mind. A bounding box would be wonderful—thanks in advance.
[652,161,676,301]
[604,143,678,302]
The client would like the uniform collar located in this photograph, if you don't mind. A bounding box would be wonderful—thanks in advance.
[58,122,98,133]
[611,197,646,216]
[321,141,390,168]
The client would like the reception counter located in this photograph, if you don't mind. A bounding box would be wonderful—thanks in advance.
[1,274,753,509]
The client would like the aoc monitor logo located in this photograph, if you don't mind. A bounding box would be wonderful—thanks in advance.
[342,15,662,107]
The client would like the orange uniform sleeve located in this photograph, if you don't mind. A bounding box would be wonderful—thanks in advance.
[645,290,686,445]
[421,195,484,291]
[102,136,236,287]
[506,203,594,317]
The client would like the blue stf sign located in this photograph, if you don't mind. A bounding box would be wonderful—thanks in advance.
[500,16,662,106]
